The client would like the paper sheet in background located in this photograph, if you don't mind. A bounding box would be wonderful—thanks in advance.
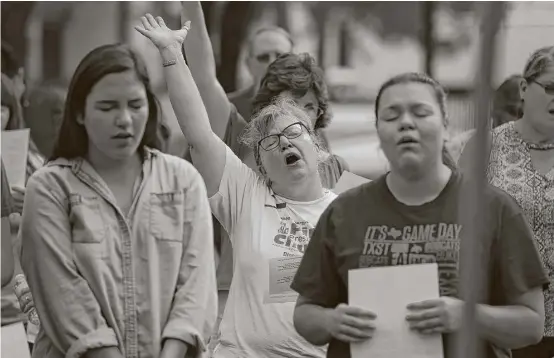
[1,129,30,188]
[332,171,371,195]
[1,322,32,358]
[349,263,443,358]
[264,256,303,304]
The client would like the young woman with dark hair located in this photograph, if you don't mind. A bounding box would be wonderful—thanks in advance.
[20,43,217,358]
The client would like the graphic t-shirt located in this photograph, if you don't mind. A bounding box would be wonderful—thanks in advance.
[291,171,549,358]
[209,147,336,358]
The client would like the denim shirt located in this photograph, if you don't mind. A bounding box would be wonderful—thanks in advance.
[20,148,217,358]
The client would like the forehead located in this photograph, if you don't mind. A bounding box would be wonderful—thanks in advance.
[251,31,292,55]
[266,115,298,134]
[379,82,439,110]
[88,71,146,101]
[279,89,318,106]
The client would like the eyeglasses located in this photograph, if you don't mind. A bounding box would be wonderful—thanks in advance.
[255,51,283,63]
[258,122,309,151]
[532,80,554,95]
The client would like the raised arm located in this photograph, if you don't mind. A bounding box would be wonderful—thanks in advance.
[181,1,230,139]
[20,172,122,358]
[135,14,226,196]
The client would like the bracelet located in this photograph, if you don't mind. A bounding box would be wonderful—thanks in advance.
[163,59,177,67]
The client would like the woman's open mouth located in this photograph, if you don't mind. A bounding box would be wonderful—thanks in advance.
[284,152,301,166]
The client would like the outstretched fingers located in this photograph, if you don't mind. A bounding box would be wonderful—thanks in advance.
[145,13,159,28]
[134,24,150,38]
[156,16,167,28]
[140,16,152,30]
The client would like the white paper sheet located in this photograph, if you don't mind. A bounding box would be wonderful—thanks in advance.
[1,322,32,358]
[1,129,30,188]
[332,171,371,195]
[264,256,303,304]
[348,263,444,358]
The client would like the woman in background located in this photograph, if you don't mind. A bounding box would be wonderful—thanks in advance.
[23,83,67,158]
[20,43,216,358]
[476,46,554,358]
[1,75,44,212]
[491,74,524,128]
[451,74,524,164]
[1,73,42,353]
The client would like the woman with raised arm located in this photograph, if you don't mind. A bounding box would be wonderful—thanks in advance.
[291,73,548,358]
[136,15,334,358]
[19,43,216,358]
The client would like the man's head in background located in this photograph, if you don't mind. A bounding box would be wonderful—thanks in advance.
[245,27,293,86]
[492,74,523,128]
[1,42,25,103]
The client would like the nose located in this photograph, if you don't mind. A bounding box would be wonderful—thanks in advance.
[115,108,133,128]
[398,112,416,130]
[280,135,293,150]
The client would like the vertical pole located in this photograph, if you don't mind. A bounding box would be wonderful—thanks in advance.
[454,2,505,358]
[422,1,436,76]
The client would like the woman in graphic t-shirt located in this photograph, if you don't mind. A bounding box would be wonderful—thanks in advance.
[291,72,548,358]
[136,15,335,358]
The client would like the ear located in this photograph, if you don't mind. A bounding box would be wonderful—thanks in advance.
[75,114,85,125]
[519,78,528,99]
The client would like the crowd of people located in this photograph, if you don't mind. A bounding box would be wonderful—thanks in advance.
[1,4,553,358]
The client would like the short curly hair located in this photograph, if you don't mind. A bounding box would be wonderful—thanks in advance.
[252,53,331,130]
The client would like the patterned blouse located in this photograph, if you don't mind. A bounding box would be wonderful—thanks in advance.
[487,121,554,335]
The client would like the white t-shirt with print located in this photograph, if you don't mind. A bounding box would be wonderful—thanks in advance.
[209,147,336,358]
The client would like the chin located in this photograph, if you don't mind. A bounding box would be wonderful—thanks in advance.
[108,147,140,161]
[396,155,425,174]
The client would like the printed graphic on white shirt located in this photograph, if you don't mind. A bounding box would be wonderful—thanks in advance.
[264,216,315,304]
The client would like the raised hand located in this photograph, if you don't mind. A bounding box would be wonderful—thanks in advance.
[134,13,191,50]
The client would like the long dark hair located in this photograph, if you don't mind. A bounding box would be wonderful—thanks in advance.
[374,72,457,170]
[51,44,162,161]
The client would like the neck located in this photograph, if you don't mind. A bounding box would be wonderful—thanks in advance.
[387,161,452,206]
[271,173,325,202]
[86,147,142,179]
[517,117,554,144]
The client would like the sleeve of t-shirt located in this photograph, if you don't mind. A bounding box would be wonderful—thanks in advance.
[291,203,342,307]
[223,103,249,160]
[496,199,550,297]
[1,160,14,218]
[208,145,261,245]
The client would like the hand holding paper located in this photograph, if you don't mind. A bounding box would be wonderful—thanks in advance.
[349,264,444,358]
[326,303,377,343]
[406,296,464,334]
